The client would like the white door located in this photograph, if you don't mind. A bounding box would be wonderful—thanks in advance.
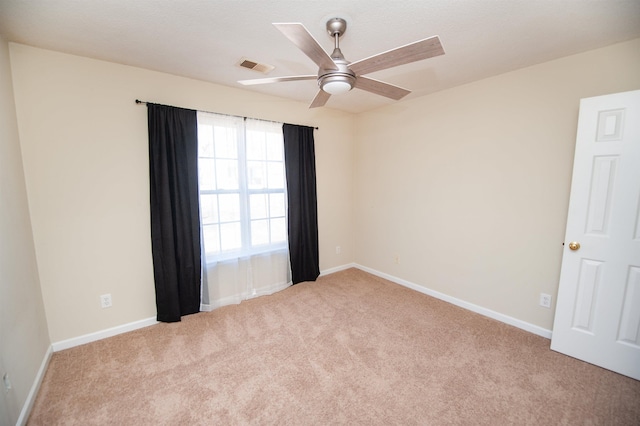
[551,90,640,380]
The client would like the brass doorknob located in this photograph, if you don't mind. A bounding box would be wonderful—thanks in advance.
[568,241,581,251]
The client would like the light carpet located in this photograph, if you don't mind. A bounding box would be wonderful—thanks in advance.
[28,268,640,425]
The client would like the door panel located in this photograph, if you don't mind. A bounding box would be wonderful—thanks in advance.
[551,90,640,380]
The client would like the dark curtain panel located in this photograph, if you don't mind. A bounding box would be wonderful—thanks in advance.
[147,103,201,322]
[282,124,320,284]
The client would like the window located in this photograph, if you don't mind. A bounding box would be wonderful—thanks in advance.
[197,112,287,259]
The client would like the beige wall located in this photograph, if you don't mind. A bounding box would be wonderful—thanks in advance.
[0,36,50,426]
[8,37,640,347]
[10,44,355,343]
[354,38,640,330]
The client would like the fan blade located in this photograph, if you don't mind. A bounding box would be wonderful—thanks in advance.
[238,75,316,86]
[355,76,411,100]
[273,23,338,71]
[349,36,444,76]
[309,90,330,108]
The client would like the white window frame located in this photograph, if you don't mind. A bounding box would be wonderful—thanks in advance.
[197,112,287,262]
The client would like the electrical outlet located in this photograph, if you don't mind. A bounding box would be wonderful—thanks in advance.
[539,293,552,308]
[336,246,341,254]
[394,255,400,264]
[100,293,112,308]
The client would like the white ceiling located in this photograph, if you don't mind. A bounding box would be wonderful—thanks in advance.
[1,0,639,113]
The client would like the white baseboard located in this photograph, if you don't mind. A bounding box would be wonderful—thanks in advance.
[16,345,53,426]
[354,264,552,339]
[51,317,158,352]
[320,262,357,277]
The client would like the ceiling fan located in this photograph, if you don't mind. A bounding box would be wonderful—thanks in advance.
[238,18,445,108]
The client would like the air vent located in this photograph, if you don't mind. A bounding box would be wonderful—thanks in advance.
[237,57,274,74]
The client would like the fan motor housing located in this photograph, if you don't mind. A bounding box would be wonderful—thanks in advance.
[317,58,356,90]
[318,72,356,91]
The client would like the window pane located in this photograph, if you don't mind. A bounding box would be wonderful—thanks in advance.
[247,161,266,189]
[266,133,283,161]
[251,219,269,246]
[198,158,216,190]
[216,159,238,189]
[220,222,241,251]
[271,218,286,243]
[200,194,219,224]
[197,113,288,257]
[267,162,284,189]
[198,125,214,157]
[246,131,266,160]
[218,193,240,222]
[269,193,285,217]
[203,224,220,253]
[250,194,268,219]
[214,127,237,158]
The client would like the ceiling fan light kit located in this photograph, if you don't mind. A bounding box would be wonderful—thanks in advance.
[238,17,445,108]
[321,78,353,95]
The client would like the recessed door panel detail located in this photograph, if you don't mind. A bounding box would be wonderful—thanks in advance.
[572,259,603,333]
[596,109,624,142]
[617,267,640,347]
[585,156,618,236]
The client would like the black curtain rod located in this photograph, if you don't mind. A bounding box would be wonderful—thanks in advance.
[135,99,318,130]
